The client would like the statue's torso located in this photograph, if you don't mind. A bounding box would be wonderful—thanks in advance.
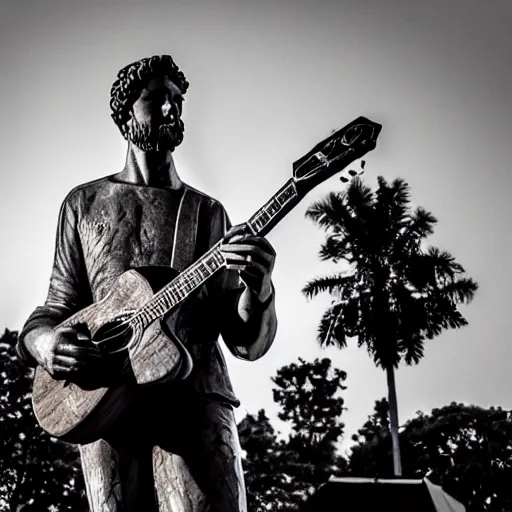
[67,175,240,407]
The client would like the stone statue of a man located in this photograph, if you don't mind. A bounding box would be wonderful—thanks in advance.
[17,54,278,512]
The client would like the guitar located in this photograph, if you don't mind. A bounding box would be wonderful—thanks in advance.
[31,116,382,444]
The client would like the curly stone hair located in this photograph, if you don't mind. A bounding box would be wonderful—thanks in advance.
[109,54,189,140]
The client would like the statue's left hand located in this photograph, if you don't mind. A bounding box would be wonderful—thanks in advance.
[220,224,276,303]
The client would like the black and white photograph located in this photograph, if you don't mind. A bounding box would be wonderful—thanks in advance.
[0,1,511,511]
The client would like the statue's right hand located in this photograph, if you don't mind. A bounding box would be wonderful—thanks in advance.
[33,326,104,382]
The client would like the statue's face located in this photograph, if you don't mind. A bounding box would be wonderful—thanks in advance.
[128,75,185,152]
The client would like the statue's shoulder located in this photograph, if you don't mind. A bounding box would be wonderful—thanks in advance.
[61,176,112,208]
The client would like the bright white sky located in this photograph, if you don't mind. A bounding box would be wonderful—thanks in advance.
[1,0,511,454]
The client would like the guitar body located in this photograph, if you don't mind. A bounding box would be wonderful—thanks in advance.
[32,266,192,444]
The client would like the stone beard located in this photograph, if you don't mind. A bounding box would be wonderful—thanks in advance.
[127,114,185,152]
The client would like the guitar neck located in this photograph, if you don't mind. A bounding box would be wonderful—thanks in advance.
[247,179,300,236]
[133,179,301,328]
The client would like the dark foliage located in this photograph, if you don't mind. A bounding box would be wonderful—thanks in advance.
[239,357,348,510]
[0,329,88,512]
[349,399,512,512]
[238,409,291,511]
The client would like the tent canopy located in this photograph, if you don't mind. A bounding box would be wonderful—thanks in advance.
[301,476,466,512]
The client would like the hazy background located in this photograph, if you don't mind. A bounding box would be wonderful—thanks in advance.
[1,0,511,452]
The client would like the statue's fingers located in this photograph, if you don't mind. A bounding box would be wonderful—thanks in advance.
[50,363,76,379]
[53,354,85,368]
[220,243,273,265]
[223,223,251,242]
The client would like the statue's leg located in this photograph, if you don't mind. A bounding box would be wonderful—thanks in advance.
[79,400,160,512]
[153,398,247,512]
[79,439,123,512]
[184,400,247,512]
[151,447,208,511]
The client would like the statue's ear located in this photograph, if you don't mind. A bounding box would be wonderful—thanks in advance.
[122,109,137,137]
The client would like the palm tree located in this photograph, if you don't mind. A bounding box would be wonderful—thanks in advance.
[302,176,478,476]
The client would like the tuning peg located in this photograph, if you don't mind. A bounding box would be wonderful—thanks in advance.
[340,176,349,183]
[361,160,366,169]
[348,170,357,176]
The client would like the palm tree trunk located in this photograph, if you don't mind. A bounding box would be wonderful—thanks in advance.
[385,365,402,476]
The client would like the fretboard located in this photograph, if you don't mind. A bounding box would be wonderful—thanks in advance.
[247,180,300,236]
[132,179,300,328]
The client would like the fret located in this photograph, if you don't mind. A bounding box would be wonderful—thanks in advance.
[249,180,298,235]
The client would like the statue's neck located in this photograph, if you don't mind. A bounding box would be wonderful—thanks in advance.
[116,143,182,189]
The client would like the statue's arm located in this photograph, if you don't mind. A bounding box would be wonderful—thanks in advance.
[205,200,278,361]
[219,275,277,361]
[17,192,93,367]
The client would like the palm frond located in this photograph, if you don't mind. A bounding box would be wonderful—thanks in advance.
[305,191,347,231]
[344,178,375,218]
[319,235,352,263]
[405,247,468,290]
[440,307,468,331]
[424,296,469,336]
[411,206,437,236]
[389,177,410,202]
[306,181,374,238]
[396,207,437,256]
[302,273,356,300]
[375,177,411,236]
[376,177,410,212]
[425,247,465,279]
[437,278,479,304]
[318,303,347,349]
[398,333,425,366]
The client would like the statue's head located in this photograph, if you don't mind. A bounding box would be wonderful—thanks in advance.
[110,55,189,152]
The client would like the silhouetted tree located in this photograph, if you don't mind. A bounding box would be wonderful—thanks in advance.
[272,357,347,508]
[303,176,478,475]
[347,397,393,477]
[238,357,348,511]
[349,400,512,512]
[0,329,87,511]
[238,409,290,511]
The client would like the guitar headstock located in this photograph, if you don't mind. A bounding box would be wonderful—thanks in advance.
[292,116,382,196]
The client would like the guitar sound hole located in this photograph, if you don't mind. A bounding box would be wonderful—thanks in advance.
[93,319,135,355]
